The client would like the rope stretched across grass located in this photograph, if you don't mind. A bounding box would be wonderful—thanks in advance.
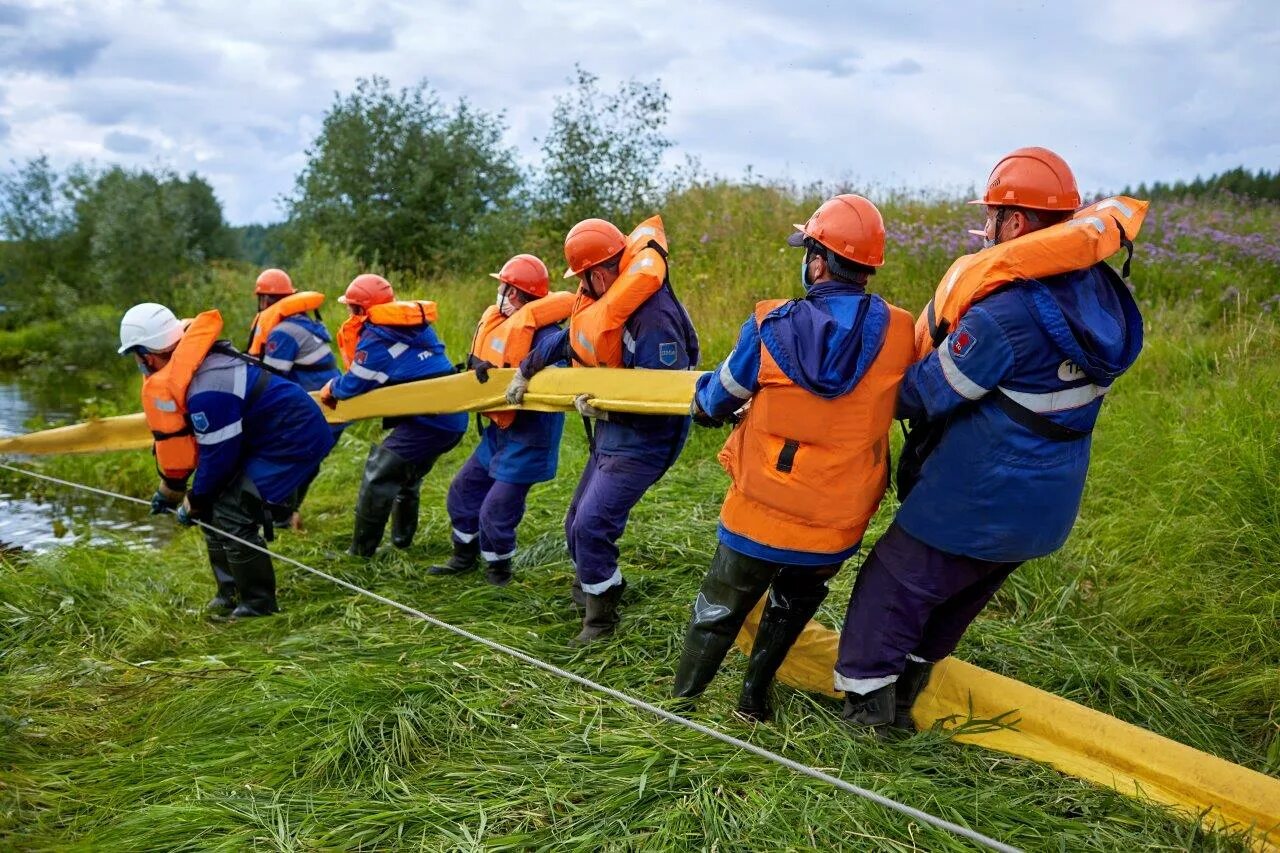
[0,460,1019,853]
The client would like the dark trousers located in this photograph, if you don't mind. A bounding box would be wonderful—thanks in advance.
[203,474,277,610]
[564,451,668,593]
[446,452,533,561]
[835,522,1020,690]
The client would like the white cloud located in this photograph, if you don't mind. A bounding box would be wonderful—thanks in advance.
[0,0,1276,223]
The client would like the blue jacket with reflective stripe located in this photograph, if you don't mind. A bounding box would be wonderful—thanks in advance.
[261,316,340,392]
[329,321,468,437]
[895,263,1143,562]
[186,352,336,503]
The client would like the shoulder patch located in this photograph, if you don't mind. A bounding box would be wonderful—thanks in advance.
[266,339,279,354]
[950,330,977,359]
[658,341,678,366]
[354,350,368,365]
[190,412,210,432]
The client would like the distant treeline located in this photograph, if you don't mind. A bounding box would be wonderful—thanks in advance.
[1126,166,1280,202]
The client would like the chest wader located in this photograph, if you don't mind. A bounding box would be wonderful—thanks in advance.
[350,441,441,557]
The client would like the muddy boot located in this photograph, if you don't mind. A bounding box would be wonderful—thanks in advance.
[229,548,278,618]
[570,578,586,607]
[736,585,829,722]
[428,538,479,576]
[390,489,420,549]
[891,659,935,731]
[671,546,776,702]
[843,682,896,735]
[206,581,238,612]
[348,445,408,557]
[573,579,627,645]
[484,558,513,587]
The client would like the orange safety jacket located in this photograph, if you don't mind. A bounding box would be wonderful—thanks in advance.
[916,196,1148,358]
[717,299,916,556]
[470,291,575,428]
[568,215,669,367]
[140,310,223,484]
[246,291,326,357]
[337,300,439,369]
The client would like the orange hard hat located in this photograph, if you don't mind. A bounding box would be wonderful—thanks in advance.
[562,218,626,279]
[339,274,394,308]
[254,268,295,296]
[490,253,550,298]
[787,194,886,268]
[970,146,1081,211]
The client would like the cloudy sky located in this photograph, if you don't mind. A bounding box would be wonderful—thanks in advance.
[1,0,1277,224]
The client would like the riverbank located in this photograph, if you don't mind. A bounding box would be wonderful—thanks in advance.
[2,188,1278,848]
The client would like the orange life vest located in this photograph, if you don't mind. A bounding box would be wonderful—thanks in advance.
[568,215,668,367]
[915,196,1148,358]
[246,291,326,357]
[337,300,439,369]
[140,310,223,483]
[718,299,916,556]
[470,291,575,428]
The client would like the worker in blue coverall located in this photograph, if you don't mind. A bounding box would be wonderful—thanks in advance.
[248,268,343,531]
[836,147,1144,733]
[319,274,467,557]
[120,302,335,618]
[505,218,700,644]
[430,255,568,587]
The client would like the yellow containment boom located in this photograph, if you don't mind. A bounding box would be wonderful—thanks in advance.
[0,367,1276,848]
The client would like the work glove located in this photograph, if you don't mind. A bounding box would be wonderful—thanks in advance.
[175,498,197,527]
[149,486,182,515]
[690,398,723,428]
[505,371,530,405]
[575,394,609,421]
[318,380,338,410]
[473,359,495,384]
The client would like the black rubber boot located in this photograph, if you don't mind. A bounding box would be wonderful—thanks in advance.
[228,549,278,618]
[570,578,586,607]
[428,538,480,575]
[390,489,420,549]
[349,445,411,557]
[206,581,238,612]
[735,585,829,722]
[891,659,935,731]
[671,546,777,701]
[843,682,896,735]
[484,558,513,587]
[573,579,627,645]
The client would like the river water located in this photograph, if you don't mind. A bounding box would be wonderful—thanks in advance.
[0,375,168,553]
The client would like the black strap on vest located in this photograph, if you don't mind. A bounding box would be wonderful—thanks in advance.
[775,439,800,473]
[926,299,951,348]
[1114,217,1135,278]
[993,390,1090,442]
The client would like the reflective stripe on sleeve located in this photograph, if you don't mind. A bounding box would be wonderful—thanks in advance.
[349,362,390,383]
[195,420,243,445]
[717,359,752,400]
[263,355,293,371]
[937,344,989,401]
[387,343,409,359]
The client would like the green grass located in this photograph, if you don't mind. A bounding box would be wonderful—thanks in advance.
[2,184,1279,850]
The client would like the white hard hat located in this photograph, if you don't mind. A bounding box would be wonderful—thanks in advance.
[118,303,184,354]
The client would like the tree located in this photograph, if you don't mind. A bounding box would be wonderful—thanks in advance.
[535,66,673,233]
[285,76,522,272]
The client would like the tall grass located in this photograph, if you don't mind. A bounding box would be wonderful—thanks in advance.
[2,184,1278,849]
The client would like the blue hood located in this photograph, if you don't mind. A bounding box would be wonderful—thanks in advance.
[366,321,447,354]
[757,282,889,398]
[1031,263,1144,383]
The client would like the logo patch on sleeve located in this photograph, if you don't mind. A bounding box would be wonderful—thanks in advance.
[354,350,367,364]
[950,330,977,359]
[190,412,210,432]
[658,341,678,366]
[266,339,279,354]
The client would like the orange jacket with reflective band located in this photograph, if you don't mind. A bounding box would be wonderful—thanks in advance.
[568,215,668,367]
[471,291,575,428]
[718,299,916,555]
[337,300,439,369]
[141,310,223,483]
[247,291,325,357]
[915,196,1148,358]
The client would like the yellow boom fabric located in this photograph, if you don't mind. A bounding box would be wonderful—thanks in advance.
[1,367,1277,848]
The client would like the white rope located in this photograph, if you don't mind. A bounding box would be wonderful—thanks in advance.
[0,461,1020,853]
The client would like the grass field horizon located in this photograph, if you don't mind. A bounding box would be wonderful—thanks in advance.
[2,182,1278,850]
